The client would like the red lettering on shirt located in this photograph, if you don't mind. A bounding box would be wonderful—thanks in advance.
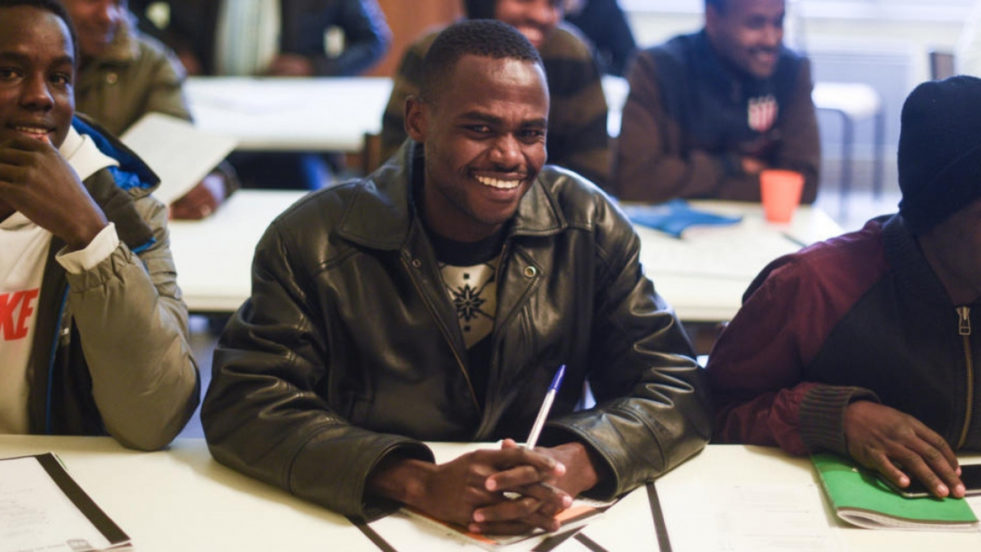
[0,289,40,340]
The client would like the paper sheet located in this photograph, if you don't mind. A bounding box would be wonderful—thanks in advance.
[659,480,843,552]
[367,498,610,551]
[0,455,122,552]
[638,223,804,280]
[120,113,237,205]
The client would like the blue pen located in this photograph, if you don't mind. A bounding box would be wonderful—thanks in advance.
[524,365,566,450]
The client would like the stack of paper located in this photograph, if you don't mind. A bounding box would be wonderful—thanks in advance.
[0,453,131,551]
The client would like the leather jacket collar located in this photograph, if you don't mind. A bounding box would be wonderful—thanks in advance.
[336,141,568,251]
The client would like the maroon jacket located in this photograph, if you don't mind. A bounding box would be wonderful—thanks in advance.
[709,214,981,456]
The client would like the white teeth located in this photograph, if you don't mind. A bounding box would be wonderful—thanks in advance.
[13,126,51,143]
[476,175,521,190]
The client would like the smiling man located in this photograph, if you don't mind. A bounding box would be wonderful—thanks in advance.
[0,0,197,448]
[203,20,710,533]
[613,0,820,203]
[380,0,610,188]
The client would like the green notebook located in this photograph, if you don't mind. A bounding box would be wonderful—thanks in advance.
[811,453,979,531]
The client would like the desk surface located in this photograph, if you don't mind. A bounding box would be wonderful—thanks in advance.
[2,436,979,551]
[169,190,305,313]
[185,77,394,152]
[170,192,842,321]
[636,200,843,322]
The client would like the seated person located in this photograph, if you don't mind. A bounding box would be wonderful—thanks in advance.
[64,0,235,220]
[0,0,198,449]
[132,0,392,190]
[708,76,981,499]
[202,20,710,532]
[613,0,819,203]
[380,0,610,187]
[131,0,391,77]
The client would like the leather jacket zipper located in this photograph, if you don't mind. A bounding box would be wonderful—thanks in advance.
[957,306,974,449]
[404,256,481,413]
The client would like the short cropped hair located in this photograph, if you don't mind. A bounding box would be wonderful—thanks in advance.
[419,19,544,104]
[0,0,79,61]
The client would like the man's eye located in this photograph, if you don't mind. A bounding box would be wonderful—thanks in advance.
[51,73,72,86]
[520,129,546,141]
[466,125,492,135]
[0,67,20,80]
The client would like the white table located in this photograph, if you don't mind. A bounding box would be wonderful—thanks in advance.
[169,193,841,320]
[169,190,306,313]
[2,436,980,551]
[659,445,981,551]
[635,200,843,322]
[185,77,394,152]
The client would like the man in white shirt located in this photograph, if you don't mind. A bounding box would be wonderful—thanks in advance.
[0,0,198,450]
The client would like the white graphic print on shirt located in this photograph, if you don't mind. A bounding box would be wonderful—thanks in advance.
[439,258,499,349]
[0,213,51,433]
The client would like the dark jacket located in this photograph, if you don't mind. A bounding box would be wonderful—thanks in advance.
[27,117,199,450]
[709,214,981,456]
[565,0,638,76]
[134,0,390,76]
[75,18,189,136]
[614,31,820,203]
[202,142,711,519]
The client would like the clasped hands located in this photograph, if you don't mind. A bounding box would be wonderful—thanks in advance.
[844,400,966,499]
[368,438,598,535]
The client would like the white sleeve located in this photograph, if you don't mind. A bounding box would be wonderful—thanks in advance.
[55,223,119,274]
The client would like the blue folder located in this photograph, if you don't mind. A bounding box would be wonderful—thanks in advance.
[622,199,743,238]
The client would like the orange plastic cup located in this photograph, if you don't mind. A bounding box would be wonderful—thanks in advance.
[760,169,804,223]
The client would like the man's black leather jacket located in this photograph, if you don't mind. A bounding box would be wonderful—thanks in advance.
[202,143,711,519]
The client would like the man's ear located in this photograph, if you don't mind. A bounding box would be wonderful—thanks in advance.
[405,96,428,143]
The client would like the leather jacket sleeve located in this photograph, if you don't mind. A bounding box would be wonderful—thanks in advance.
[540,196,712,498]
[202,219,433,520]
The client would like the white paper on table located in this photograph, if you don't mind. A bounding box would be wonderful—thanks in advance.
[640,224,803,280]
[0,454,128,552]
[365,442,615,551]
[367,497,611,551]
[120,113,237,205]
[715,484,844,552]
[659,480,843,552]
